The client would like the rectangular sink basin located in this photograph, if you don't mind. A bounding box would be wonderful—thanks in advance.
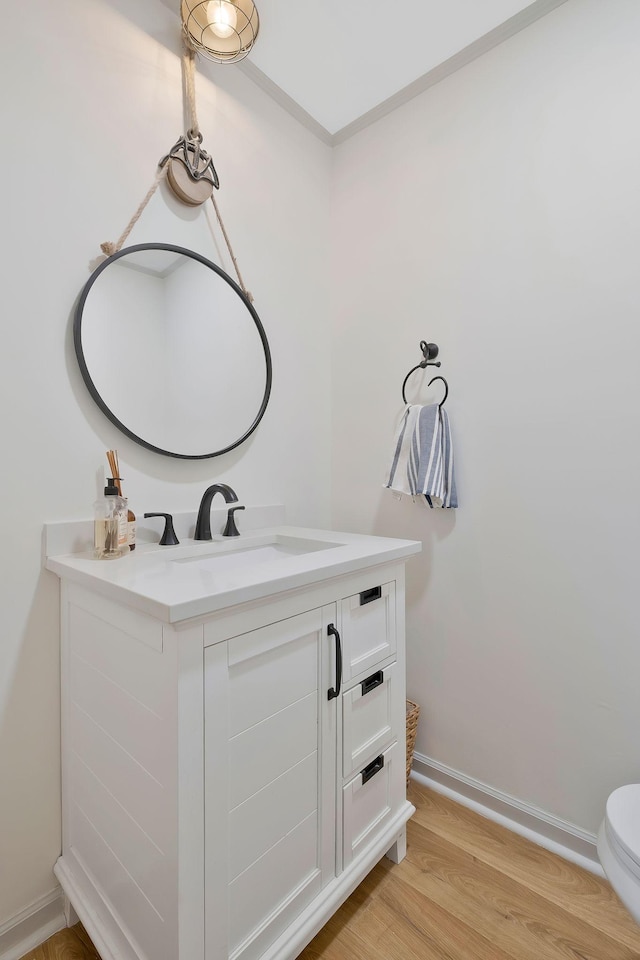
[171,535,343,575]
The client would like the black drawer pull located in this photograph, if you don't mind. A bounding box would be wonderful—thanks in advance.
[359,585,382,606]
[361,670,384,696]
[361,754,385,785]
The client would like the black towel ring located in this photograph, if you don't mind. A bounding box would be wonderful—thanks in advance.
[401,340,448,406]
[427,375,449,408]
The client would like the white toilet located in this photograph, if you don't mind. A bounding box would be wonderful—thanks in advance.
[598,784,640,924]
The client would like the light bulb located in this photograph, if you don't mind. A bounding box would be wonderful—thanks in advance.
[206,1,237,39]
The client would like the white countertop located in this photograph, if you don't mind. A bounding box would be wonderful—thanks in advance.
[45,525,422,623]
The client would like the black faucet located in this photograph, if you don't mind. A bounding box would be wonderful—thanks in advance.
[194,483,239,541]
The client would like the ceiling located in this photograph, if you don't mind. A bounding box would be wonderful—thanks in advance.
[167,0,569,144]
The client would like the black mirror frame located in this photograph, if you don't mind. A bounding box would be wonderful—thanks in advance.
[74,242,272,460]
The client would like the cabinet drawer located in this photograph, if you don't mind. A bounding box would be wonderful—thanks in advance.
[342,663,399,780]
[340,582,396,684]
[342,741,398,867]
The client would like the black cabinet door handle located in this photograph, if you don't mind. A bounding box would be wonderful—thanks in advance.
[327,623,342,700]
[361,754,385,785]
[361,670,384,696]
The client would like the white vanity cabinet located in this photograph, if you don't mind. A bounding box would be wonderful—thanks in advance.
[49,528,418,960]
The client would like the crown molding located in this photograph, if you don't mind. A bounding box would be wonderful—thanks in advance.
[238,0,569,147]
[237,60,334,146]
[333,0,569,144]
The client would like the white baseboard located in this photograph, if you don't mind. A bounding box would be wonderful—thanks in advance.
[411,751,604,877]
[0,889,66,960]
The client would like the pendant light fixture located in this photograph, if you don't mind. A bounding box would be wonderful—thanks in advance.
[181,0,259,64]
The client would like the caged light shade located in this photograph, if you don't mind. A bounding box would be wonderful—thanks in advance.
[181,0,259,64]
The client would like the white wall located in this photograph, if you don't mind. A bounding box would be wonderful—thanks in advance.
[331,0,640,836]
[0,0,332,928]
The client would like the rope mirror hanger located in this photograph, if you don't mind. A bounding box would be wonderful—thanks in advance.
[99,43,253,302]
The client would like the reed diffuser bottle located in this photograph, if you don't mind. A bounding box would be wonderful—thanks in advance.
[107,449,136,551]
[94,479,128,559]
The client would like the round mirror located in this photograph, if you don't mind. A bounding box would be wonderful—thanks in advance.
[74,243,272,459]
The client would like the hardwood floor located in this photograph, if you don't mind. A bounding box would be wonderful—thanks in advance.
[18,921,100,960]
[21,782,640,960]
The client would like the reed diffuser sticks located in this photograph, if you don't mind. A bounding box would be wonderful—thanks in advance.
[106,449,122,495]
[105,450,136,550]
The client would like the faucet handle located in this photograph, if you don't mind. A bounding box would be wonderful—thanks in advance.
[223,505,245,538]
[144,513,180,545]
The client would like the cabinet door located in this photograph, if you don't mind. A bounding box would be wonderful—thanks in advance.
[204,606,337,960]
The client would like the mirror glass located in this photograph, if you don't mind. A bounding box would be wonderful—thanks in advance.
[75,243,272,459]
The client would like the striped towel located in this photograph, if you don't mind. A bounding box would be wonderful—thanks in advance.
[384,404,458,508]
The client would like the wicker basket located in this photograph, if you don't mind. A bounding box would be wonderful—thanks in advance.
[405,699,420,786]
